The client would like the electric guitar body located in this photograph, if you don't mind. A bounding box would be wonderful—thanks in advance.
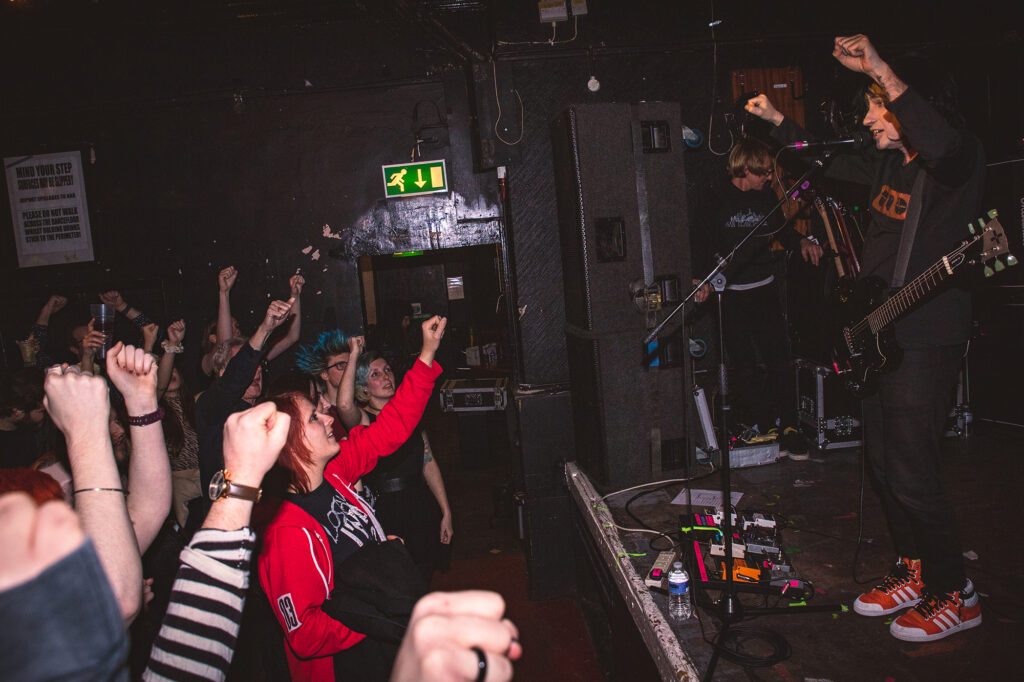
[831,211,1012,399]
[830,275,903,398]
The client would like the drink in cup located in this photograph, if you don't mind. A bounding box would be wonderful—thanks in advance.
[90,303,115,359]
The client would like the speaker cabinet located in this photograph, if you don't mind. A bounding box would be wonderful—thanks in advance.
[552,103,694,490]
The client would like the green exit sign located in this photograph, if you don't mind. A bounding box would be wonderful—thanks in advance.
[382,160,448,198]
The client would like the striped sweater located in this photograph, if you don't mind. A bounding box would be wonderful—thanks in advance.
[143,528,256,682]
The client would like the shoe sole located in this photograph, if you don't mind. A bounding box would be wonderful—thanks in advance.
[889,614,982,642]
[853,596,921,616]
[783,452,810,461]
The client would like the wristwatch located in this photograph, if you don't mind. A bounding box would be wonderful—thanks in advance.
[208,470,262,503]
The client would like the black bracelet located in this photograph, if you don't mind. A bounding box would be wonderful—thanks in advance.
[127,406,165,426]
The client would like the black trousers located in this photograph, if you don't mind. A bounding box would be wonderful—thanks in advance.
[721,282,798,432]
[861,344,966,594]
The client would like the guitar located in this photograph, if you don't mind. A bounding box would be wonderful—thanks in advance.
[832,210,1014,398]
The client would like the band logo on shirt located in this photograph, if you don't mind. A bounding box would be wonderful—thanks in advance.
[278,593,302,632]
[872,184,911,220]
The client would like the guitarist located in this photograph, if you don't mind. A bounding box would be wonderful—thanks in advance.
[746,34,984,643]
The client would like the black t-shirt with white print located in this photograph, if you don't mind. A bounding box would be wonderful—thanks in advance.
[288,479,385,569]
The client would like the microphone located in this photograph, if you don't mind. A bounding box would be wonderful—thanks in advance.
[784,131,871,150]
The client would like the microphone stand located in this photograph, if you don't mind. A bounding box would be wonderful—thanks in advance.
[645,157,840,681]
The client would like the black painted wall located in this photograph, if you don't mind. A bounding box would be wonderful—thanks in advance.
[1,3,1019,389]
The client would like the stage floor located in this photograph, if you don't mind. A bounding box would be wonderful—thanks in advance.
[579,421,1023,681]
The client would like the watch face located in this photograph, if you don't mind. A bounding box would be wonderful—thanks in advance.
[208,470,227,501]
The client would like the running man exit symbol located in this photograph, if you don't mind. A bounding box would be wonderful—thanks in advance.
[382,160,448,198]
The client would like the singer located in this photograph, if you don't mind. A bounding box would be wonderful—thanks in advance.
[747,34,985,643]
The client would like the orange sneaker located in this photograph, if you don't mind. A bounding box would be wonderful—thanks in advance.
[853,557,924,616]
[890,580,982,642]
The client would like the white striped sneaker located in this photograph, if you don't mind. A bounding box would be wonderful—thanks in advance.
[853,557,924,616]
[890,580,982,642]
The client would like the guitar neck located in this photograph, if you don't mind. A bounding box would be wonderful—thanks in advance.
[866,250,966,334]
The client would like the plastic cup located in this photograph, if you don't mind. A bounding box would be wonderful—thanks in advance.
[90,303,115,359]
[16,337,38,366]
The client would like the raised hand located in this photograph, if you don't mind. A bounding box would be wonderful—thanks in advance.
[43,364,110,441]
[348,334,365,358]
[219,266,238,293]
[166,319,186,345]
[43,295,67,316]
[259,298,295,333]
[420,316,447,354]
[99,290,127,312]
[289,273,305,297]
[745,94,784,126]
[106,342,159,414]
[141,323,159,353]
[222,402,290,488]
[832,34,885,76]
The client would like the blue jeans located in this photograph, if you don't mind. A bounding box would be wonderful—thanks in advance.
[861,344,966,594]
[0,539,128,681]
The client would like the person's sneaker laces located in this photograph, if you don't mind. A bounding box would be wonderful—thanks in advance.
[889,580,982,642]
[778,426,810,460]
[853,557,924,616]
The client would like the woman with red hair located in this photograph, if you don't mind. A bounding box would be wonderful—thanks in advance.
[258,316,445,682]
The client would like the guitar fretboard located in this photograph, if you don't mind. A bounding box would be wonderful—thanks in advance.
[853,239,974,337]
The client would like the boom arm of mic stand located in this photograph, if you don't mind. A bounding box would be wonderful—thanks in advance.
[643,159,825,347]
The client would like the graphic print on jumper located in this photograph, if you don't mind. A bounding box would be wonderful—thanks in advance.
[872,184,911,220]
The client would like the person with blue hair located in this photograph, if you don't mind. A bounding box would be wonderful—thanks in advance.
[295,329,367,439]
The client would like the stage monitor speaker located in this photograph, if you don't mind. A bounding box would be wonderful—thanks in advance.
[552,102,695,490]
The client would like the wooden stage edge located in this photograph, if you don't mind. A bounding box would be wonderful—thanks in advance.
[565,462,700,682]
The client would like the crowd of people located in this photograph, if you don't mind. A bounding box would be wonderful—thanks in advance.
[0,266,517,681]
[0,30,986,681]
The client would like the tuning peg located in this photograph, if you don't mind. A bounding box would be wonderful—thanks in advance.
[968,223,976,235]
[1007,254,1018,267]
[995,259,1006,272]
[987,208,999,220]
[984,265,995,277]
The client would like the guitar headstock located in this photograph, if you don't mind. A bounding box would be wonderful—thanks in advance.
[969,210,1017,276]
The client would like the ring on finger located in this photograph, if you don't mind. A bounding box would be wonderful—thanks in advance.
[471,646,487,682]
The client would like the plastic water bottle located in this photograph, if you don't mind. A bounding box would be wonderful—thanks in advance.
[667,561,692,620]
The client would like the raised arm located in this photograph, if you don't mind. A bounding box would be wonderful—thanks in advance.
[144,403,289,682]
[266,273,304,362]
[338,317,446,481]
[249,297,295,353]
[832,34,907,101]
[156,319,185,398]
[44,364,142,623]
[106,343,172,555]
[336,335,368,431]
[216,266,237,345]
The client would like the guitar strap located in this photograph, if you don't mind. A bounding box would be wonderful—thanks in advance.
[891,170,927,288]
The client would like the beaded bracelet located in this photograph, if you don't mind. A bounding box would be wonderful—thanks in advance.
[161,340,184,354]
[127,406,165,426]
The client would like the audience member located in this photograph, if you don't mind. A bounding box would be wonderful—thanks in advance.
[156,319,202,529]
[295,328,356,435]
[43,342,172,623]
[196,295,294,514]
[259,316,445,682]
[343,344,454,579]
[199,266,305,378]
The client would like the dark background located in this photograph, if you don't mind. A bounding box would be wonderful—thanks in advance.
[1,0,1020,405]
